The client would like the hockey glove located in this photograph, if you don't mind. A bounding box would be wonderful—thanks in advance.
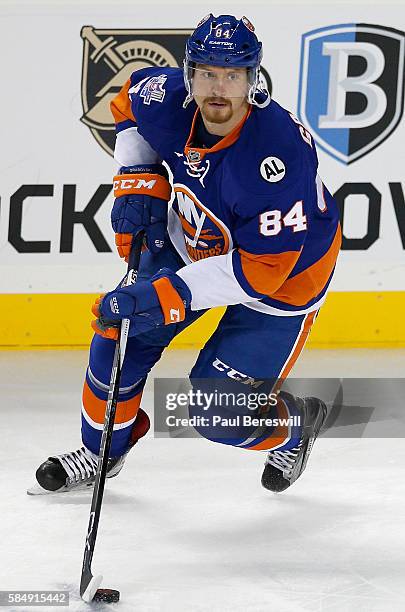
[112,164,171,260]
[91,268,191,340]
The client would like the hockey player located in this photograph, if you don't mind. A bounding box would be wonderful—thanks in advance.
[29,14,340,495]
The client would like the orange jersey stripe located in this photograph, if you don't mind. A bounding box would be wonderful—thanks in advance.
[110,78,136,125]
[273,224,342,306]
[82,381,142,425]
[239,249,302,296]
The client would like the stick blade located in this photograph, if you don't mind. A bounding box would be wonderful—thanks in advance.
[81,574,103,602]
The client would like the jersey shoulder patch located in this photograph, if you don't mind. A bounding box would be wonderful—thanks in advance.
[128,67,195,155]
[129,67,191,127]
[129,67,175,106]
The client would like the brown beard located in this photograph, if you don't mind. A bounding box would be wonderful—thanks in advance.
[201,97,233,124]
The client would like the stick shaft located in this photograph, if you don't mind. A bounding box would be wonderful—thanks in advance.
[80,233,144,597]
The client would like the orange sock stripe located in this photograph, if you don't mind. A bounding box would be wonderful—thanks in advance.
[82,381,142,425]
[152,277,185,324]
[245,397,290,451]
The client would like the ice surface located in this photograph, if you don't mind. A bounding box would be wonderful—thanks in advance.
[0,349,404,612]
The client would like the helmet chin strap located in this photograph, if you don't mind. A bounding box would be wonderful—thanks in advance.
[183,92,194,109]
[183,59,194,108]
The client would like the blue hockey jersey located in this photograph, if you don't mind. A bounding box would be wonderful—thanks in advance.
[111,67,341,316]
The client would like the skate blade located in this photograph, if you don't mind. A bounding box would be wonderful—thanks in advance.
[26,481,94,496]
[81,575,103,602]
[27,483,54,495]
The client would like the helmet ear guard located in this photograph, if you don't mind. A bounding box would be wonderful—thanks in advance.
[183,14,271,108]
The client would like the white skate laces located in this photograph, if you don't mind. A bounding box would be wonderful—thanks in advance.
[54,447,99,485]
[264,440,304,477]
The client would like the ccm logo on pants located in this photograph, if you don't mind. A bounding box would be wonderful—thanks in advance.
[212,358,264,388]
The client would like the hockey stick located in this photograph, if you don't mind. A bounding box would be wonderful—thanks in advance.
[80,232,144,604]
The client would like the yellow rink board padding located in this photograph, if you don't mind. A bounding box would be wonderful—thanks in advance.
[0,291,404,349]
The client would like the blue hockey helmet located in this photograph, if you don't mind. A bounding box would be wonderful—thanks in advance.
[183,14,270,108]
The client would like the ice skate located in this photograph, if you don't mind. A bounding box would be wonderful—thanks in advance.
[261,396,328,493]
[27,408,150,495]
[27,446,126,495]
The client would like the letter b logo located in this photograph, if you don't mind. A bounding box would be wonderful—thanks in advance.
[298,24,405,164]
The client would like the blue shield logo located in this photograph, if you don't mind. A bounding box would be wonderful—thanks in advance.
[298,24,405,164]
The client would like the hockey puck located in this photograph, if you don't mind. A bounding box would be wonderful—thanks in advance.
[93,588,120,603]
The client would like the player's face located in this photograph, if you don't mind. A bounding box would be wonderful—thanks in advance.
[192,64,249,125]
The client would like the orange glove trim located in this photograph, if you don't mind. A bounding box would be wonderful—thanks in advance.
[115,233,133,259]
[91,294,118,340]
[152,277,185,325]
[113,173,171,200]
[91,319,119,341]
[91,294,105,318]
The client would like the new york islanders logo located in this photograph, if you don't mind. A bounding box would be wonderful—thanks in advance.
[80,27,191,156]
[298,24,405,164]
[173,185,232,261]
